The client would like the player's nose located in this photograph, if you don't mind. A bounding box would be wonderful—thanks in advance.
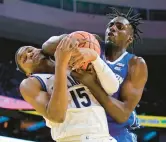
[27,52,34,59]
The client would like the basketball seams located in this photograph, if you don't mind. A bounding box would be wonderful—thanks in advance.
[69,31,101,69]
[73,32,100,49]
[74,32,87,47]
[87,33,91,49]
[75,32,87,39]
[91,35,96,51]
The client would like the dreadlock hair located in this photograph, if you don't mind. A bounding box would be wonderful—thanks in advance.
[107,7,143,47]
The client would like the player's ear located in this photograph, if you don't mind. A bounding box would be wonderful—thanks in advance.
[127,36,133,45]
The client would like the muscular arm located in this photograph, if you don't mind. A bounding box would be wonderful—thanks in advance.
[42,34,101,56]
[42,34,68,56]
[20,78,54,122]
[87,57,148,123]
[47,64,68,122]
[20,65,68,123]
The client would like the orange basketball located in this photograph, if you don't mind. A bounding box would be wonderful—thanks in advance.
[69,31,101,70]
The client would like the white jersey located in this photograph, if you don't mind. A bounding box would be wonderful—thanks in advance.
[32,72,110,141]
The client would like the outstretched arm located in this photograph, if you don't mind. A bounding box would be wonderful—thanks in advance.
[41,34,101,56]
[42,34,68,56]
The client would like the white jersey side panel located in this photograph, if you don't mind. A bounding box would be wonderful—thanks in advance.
[32,72,100,108]
[32,73,110,141]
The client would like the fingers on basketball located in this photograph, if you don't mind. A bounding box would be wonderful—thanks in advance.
[69,31,101,70]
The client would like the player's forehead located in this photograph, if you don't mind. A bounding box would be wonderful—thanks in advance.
[109,16,130,25]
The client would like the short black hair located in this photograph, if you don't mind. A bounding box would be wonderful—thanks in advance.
[107,7,143,42]
[15,46,26,74]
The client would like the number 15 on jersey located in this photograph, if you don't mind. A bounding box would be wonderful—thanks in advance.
[70,87,92,108]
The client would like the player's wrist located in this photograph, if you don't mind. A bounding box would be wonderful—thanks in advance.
[87,80,99,90]
[56,62,68,69]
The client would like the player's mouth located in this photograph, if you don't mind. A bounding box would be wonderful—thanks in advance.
[108,32,115,37]
[33,53,45,63]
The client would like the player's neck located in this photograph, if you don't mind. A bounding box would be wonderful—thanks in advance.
[39,60,55,74]
[105,42,127,62]
[106,48,126,62]
[46,60,55,73]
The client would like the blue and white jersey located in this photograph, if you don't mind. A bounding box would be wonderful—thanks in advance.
[100,42,140,136]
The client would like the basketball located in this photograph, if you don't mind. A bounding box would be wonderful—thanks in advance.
[69,31,101,70]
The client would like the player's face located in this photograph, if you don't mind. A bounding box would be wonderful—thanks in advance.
[105,16,133,48]
[16,46,47,75]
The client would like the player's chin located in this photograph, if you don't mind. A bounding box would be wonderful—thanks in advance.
[105,37,113,44]
[105,40,114,46]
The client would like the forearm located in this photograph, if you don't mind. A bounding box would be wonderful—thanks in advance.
[42,34,68,56]
[88,82,129,123]
[47,65,68,122]
[91,55,119,95]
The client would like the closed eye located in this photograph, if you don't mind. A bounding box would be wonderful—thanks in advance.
[116,23,124,30]
[28,49,33,53]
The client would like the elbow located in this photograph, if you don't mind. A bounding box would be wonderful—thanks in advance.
[116,116,129,124]
[42,43,53,56]
[53,116,65,123]
[114,112,131,124]
[42,41,49,51]
[47,108,66,123]
[48,112,66,123]
[42,44,47,54]
[106,108,131,124]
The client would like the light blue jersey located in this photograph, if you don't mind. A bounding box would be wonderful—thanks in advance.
[100,42,139,142]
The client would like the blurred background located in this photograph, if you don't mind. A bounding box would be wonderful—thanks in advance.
[0,0,166,141]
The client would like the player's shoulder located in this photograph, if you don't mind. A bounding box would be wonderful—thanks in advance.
[129,56,147,67]
[20,76,42,90]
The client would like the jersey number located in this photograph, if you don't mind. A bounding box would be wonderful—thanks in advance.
[70,87,91,108]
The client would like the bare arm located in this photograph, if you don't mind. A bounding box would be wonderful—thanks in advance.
[20,77,57,122]
[42,34,101,57]
[45,36,75,122]
[42,34,68,56]
[46,64,68,123]
[20,64,68,123]
[74,56,148,123]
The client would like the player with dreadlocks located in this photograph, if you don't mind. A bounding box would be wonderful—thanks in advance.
[40,7,148,142]
[69,7,148,142]
[104,7,143,55]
